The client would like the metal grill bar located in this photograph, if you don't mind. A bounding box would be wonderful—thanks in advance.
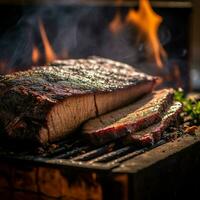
[72,143,115,161]
[54,146,90,159]
[0,130,184,171]
[114,139,166,163]
[88,146,134,163]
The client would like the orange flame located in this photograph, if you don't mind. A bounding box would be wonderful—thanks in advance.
[109,12,123,34]
[0,61,14,74]
[126,0,167,68]
[61,48,69,59]
[0,61,6,72]
[32,45,40,64]
[39,20,57,63]
[109,0,123,33]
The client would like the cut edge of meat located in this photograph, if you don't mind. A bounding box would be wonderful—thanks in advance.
[123,101,183,146]
[42,80,155,144]
[94,80,156,115]
[0,57,158,146]
[84,111,162,145]
[83,89,174,145]
[44,94,97,143]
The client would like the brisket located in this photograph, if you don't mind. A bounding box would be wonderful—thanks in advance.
[0,57,157,145]
[83,89,174,145]
[123,101,183,146]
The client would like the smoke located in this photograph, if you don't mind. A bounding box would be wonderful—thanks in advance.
[0,4,190,91]
[0,6,145,72]
[0,6,95,71]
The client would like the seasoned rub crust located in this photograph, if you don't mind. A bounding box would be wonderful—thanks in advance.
[0,58,155,101]
[0,57,157,145]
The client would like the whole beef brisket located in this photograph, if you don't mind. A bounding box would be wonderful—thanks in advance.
[83,89,174,145]
[0,57,157,145]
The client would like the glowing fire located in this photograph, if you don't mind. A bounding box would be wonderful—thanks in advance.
[0,61,6,72]
[32,46,40,64]
[109,12,123,33]
[31,20,57,65]
[39,20,57,62]
[109,0,123,33]
[61,48,69,59]
[126,0,167,68]
[0,61,14,74]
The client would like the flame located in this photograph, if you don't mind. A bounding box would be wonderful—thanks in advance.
[126,0,167,68]
[109,0,123,33]
[0,61,6,72]
[61,48,69,59]
[32,46,40,64]
[0,61,14,74]
[109,12,123,33]
[39,20,57,63]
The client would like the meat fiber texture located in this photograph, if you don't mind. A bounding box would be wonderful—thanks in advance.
[0,57,157,145]
[123,101,182,146]
[82,89,174,145]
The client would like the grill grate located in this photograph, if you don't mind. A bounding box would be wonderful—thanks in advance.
[0,134,168,171]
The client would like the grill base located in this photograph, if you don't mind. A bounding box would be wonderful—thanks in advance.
[0,130,200,200]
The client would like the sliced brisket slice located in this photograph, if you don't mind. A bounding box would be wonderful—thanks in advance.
[123,101,183,146]
[0,57,157,145]
[83,89,174,145]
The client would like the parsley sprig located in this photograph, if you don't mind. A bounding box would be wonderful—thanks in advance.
[174,89,200,125]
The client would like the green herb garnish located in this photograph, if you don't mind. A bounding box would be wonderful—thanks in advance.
[174,88,200,125]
